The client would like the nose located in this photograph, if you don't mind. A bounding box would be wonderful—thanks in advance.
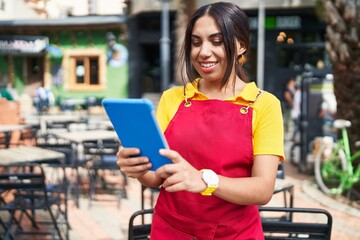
[199,42,212,58]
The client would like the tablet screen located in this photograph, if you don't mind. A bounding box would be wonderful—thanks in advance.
[102,98,171,171]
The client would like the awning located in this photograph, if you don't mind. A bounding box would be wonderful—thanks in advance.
[0,35,48,55]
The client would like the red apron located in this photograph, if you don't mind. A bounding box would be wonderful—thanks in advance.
[151,99,264,240]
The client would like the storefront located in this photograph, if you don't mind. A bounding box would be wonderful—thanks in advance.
[0,15,128,110]
[246,7,329,99]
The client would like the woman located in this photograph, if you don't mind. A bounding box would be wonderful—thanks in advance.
[117,2,284,239]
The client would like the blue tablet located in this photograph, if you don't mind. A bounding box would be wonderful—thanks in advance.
[102,98,171,171]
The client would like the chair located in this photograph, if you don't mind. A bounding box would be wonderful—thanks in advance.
[0,163,69,240]
[36,141,90,208]
[19,126,39,146]
[128,208,153,240]
[127,206,332,240]
[85,139,127,208]
[259,206,333,240]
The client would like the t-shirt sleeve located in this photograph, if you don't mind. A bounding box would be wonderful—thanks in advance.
[156,92,171,133]
[253,93,285,161]
[155,87,183,133]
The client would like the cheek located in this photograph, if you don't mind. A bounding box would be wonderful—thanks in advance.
[190,49,197,61]
[190,50,199,67]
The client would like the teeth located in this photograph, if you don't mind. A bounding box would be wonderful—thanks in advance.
[201,62,216,68]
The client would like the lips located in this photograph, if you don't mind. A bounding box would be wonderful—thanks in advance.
[200,61,217,73]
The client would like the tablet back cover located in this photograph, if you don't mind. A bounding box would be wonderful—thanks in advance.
[102,98,171,171]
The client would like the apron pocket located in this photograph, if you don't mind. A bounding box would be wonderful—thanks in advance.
[151,211,196,240]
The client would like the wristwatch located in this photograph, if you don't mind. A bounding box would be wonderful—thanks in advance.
[200,169,219,196]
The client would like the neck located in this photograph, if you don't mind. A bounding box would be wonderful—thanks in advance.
[198,78,245,100]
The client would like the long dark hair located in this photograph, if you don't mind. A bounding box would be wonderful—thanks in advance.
[178,2,250,89]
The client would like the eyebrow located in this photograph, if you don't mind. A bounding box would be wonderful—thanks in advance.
[191,32,223,39]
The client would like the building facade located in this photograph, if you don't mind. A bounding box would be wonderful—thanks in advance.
[0,16,128,110]
[127,0,329,100]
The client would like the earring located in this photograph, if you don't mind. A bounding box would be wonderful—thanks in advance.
[237,54,246,65]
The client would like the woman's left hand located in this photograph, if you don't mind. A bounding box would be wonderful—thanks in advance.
[155,149,206,193]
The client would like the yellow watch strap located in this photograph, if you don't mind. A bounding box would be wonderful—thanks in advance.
[201,185,217,196]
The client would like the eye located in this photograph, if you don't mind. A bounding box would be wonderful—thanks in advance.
[212,37,223,46]
[191,40,201,47]
[212,40,223,46]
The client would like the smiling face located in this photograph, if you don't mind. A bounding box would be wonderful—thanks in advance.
[191,15,228,83]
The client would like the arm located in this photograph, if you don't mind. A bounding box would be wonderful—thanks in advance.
[214,155,279,205]
[156,150,279,205]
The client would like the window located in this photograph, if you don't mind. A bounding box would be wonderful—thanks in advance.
[63,49,106,91]
[74,57,99,85]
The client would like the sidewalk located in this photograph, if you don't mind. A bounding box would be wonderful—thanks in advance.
[280,160,360,240]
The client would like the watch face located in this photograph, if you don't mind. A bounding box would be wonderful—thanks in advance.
[203,170,219,185]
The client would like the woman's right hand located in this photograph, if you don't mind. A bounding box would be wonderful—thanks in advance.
[116,147,152,178]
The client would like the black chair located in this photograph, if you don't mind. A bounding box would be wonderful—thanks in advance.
[128,208,153,240]
[0,163,69,240]
[36,141,91,209]
[127,207,332,240]
[259,206,333,240]
[85,139,127,208]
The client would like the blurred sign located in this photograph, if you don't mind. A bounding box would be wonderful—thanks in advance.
[0,35,49,55]
[250,16,301,30]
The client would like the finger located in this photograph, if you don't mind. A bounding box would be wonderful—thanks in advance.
[159,149,181,163]
[163,181,185,193]
[117,147,140,158]
[117,156,150,168]
[123,161,151,171]
[119,161,152,178]
[155,163,177,178]
[161,173,181,188]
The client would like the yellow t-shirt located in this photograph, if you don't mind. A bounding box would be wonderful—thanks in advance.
[156,80,285,160]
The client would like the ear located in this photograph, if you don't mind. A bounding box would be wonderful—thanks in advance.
[236,41,247,55]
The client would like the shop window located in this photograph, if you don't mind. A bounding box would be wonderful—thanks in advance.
[74,57,99,85]
[64,49,106,91]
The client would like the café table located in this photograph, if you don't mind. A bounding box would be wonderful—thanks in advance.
[38,114,83,134]
[52,129,118,161]
[99,120,114,130]
[53,130,117,144]
[0,146,65,165]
